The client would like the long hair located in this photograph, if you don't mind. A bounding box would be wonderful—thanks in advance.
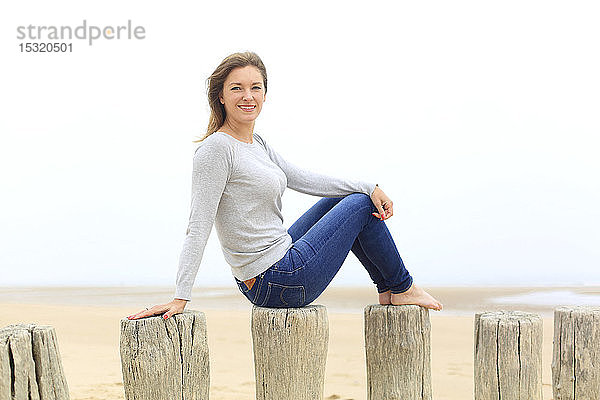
[193,51,268,143]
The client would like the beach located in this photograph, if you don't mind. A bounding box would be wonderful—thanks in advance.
[2,285,599,400]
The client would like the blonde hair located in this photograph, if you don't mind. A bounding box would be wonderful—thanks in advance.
[193,51,268,143]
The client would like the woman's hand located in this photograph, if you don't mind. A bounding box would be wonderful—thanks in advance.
[370,185,393,221]
[127,298,188,320]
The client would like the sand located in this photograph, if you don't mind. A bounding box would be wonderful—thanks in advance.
[2,285,597,399]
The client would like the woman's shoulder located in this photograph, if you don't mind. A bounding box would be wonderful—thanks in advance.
[191,133,238,172]
[194,132,235,155]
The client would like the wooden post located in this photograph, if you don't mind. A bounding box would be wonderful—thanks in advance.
[251,305,329,400]
[552,306,600,400]
[0,323,70,400]
[364,304,432,400]
[119,310,209,400]
[474,310,543,400]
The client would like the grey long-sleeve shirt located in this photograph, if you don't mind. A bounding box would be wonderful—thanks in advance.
[174,131,377,301]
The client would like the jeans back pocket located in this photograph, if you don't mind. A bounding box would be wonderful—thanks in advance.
[260,282,306,308]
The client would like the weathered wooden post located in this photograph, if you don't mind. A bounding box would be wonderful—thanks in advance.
[364,304,432,400]
[119,310,209,400]
[474,310,543,400]
[0,323,70,400]
[251,305,329,400]
[552,306,600,400]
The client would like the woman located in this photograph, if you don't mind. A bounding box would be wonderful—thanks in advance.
[128,51,442,321]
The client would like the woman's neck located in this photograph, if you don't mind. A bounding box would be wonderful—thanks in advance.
[219,120,254,143]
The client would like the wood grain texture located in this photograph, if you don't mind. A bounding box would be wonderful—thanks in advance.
[119,310,209,400]
[364,304,432,400]
[0,323,70,400]
[552,306,600,400]
[251,305,329,400]
[474,310,543,400]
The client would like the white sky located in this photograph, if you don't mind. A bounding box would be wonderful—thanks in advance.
[1,1,599,289]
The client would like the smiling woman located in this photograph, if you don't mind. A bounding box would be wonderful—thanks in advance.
[217,66,267,142]
[193,51,268,144]
[127,50,442,322]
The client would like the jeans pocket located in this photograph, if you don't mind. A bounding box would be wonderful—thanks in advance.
[260,282,306,308]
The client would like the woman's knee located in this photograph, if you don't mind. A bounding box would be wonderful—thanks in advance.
[346,192,369,201]
[340,193,375,223]
[346,192,374,209]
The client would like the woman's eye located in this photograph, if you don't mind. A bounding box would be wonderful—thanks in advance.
[231,86,262,90]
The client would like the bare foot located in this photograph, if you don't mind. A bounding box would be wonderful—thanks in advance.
[378,290,391,305]
[390,283,443,311]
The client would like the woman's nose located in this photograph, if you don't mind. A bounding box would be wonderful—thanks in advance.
[242,89,253,101]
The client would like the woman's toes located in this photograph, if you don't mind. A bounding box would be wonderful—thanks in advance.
[389,284,443,311]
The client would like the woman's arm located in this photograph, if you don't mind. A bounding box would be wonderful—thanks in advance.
[257,133,377,197]
[173,140,233,302]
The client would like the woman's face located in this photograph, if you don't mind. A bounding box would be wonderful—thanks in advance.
[219,65,266,126]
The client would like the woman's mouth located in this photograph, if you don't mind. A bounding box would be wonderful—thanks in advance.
[238,105,256,112]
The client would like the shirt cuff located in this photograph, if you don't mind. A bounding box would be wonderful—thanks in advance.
[369,183,378,197]
[174,288,192,302]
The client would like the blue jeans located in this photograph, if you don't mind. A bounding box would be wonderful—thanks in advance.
[235,193,413,308]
